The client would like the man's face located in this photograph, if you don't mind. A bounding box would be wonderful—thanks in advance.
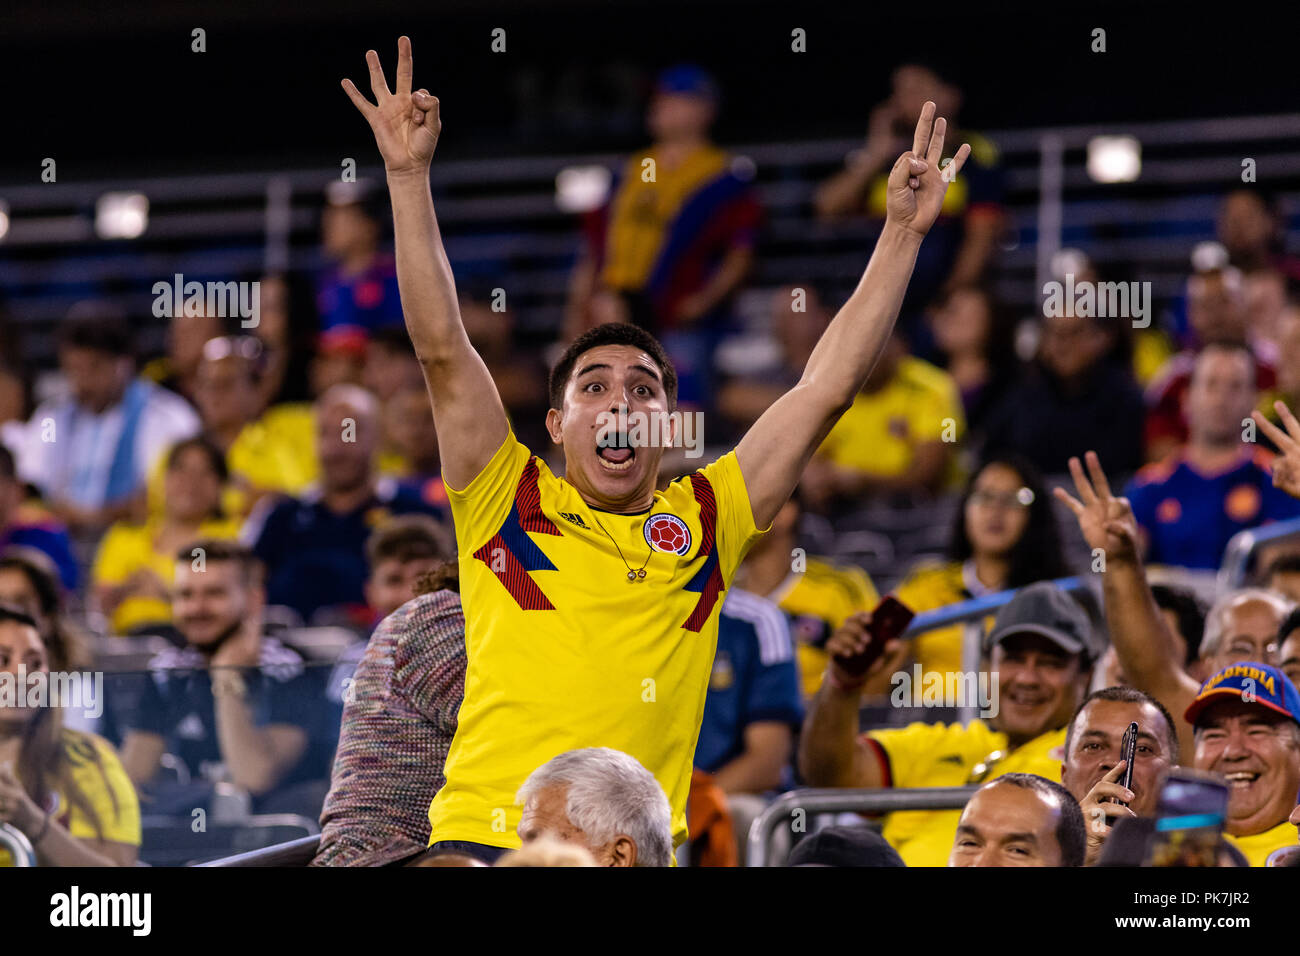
[322,204,379,261]
[991,633,1088,743]
[948,783,1066,867]
[1188,273,1248,344]
[60,346,129,414]
[1039,313,1108,381]
[1217,193,1273,260]
[1185,348,1256,446]
[1194,699,1300,836]
[517,783,634,867]
[366,557,440,619]
[316,398,377,494]
[546,345,671,511]
[172,561,251,648]
[647,92,714,142]
[1206,597,1285,673]
[1062,699,1174,817]
[0,621,47,729]
[194,356,256,431]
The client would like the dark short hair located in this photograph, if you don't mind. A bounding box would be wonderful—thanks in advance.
[175,538,262,587]
[1150,584,1206,664]
[166,435,230,485]
[985,773,1086,867]
[0,602,41,632]
[366,514,452,569]
[1065,686,1180,761]
[57,309,133,359]
[547,324,677,411]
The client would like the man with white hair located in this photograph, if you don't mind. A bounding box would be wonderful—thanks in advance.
[243,384,446,623]
[514,747,673,867]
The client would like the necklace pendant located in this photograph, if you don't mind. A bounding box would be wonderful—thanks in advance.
[627,570,636,581]
[636,569,647,579]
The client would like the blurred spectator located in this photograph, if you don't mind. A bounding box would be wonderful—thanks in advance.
[495,835,597,867]
[253,272,319,407]
[1257,299,1300,443]
[895,455,1070,679]
[566,64,760,408]
[243,385,444,625]
[384,385,447,511]
[693,588,802,863]
[0,549,89,673]
[13,310,200,533]
[926,283,1018,436]
[734,490,878,698]
[0,605,140,865]
[92,437,241,635]
[814,64,1003,329]
[314,567,466,867]
[981,310,1145,477]
[1185,662,1300,866]
[947,774,1085,867]
[1060,687,1179,865]
[116,540,337,816]
[510,747,673,867]
[1216,188,1300,279]
[1263,553,1300,604]
[309,327,369,397]
[799,581,1100,866]
[1276,608,1300,688]
[1126,343,1300,569]
[0,446,79,591]
[786,825,905,867]
[316,180,403,333]
[717,285,830,439]
[184,336,318,516]
[363,325,425,406]
[1096,583,1206,688]
[141,307,223,404]
[1244,267,1289,350]
[1145,268,1277,461]
[802,332,964,510]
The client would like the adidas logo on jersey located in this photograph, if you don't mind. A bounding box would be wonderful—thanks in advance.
[559,511,590,529]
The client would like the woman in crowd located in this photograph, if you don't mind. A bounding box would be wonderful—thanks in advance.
[0,602,140,865]
[92,436,241,635]
[893,454,1071,678]
[926,283,1019,436]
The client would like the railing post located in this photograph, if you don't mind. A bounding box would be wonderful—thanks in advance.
[0,823,36,867]
[1035,132,1065,293]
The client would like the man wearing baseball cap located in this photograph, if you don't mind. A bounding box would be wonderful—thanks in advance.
[1185,661,1300,866]
[800,580,1101,866]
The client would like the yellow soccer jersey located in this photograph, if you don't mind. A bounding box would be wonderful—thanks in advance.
[768,558,878,699]
[1225,821,1298,867]
[894,561,995,678]
[863,720,1065,867]
[428,431,765,850]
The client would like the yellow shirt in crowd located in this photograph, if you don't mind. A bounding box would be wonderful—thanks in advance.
[1225,821,1298,868]
[894,560,996,679]
[818,356,964,483]
[864,719,1066,867]
[429,431,765,850]
[0,730,140,866]
[767,557,878,699]
[92,516,243,634]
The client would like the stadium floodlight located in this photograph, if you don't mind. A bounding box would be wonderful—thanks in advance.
[555,165,612,213]
[95,191,149,239]
[1086,135,1141,183]
[0,200,8,241]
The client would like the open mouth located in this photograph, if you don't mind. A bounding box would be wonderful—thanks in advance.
[597,432,636,472]
[1223,770,1262,792]
[1005,688,1048,709]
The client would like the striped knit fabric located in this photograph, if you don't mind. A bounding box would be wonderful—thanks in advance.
[312,590,466,866]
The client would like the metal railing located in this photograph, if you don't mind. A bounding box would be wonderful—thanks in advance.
[0,823,37,867]
[747,786,978,867]
[197,834,321,868]
[1217,516,1300,592]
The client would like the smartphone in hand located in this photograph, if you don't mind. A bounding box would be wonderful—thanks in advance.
[835,595,915,678]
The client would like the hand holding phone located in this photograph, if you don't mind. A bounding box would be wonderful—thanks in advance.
[829,595,915,681]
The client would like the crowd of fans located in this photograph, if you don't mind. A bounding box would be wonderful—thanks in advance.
[1,57,1299,869]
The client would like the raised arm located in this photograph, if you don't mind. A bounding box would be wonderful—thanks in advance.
[342,37,508,489]
[735,103,970,529]
[1055,452,1200,764]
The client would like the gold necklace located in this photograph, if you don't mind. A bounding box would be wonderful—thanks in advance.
[589,511,651,582]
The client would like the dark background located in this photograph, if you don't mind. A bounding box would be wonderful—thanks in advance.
[2,0,1293,179]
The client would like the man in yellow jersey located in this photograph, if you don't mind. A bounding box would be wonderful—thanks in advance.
[1184,662,1300,866]
[799,581,1100,866]
[341,37,972,861]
